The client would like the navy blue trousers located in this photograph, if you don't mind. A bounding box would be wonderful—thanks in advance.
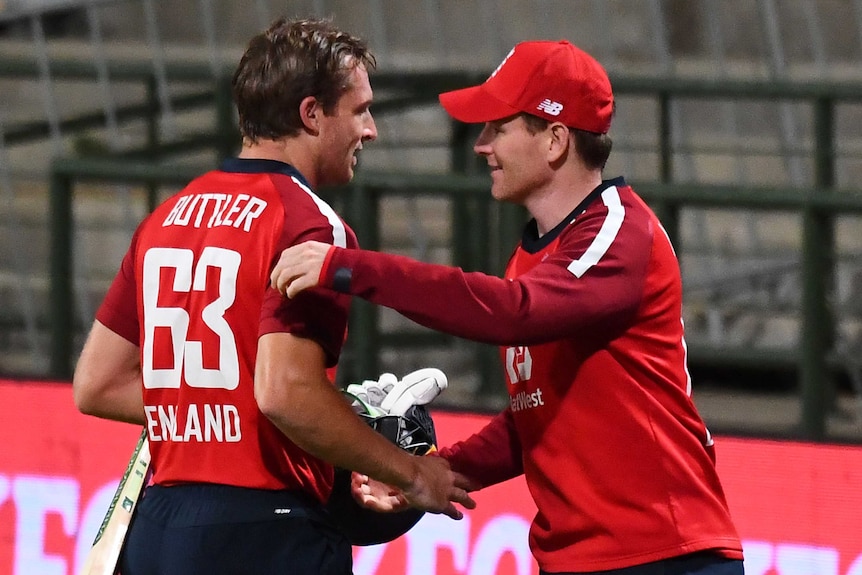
[120,483,352,575]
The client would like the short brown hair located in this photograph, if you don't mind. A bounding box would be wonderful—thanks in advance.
[232,17,376,142]
[521,112,613,171]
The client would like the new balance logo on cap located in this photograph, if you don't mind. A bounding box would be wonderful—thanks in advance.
[537,99,564,116]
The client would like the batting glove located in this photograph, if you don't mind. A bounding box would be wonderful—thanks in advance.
[344,368,448,417]
[380,368,448,417]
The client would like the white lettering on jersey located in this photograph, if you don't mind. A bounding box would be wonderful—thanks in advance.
[536,99,563,116]
[566,186,624,278]
[505,346,543,412]
[142,247,240,391]
[509,388,545,412]
[162,193,267,232]
[145,403,241,442]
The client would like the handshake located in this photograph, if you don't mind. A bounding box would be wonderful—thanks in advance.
[330,368,450,545]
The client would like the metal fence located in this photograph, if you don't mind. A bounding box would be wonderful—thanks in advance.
[33,67,862,441]
[3,0,862,440]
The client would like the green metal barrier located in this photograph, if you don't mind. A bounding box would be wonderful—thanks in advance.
[48,157,862,439]
[8,53,862,438]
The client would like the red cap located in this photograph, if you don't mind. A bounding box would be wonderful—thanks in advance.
[439,40,613,134]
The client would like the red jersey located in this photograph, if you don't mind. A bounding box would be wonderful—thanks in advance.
[317,177,743,571]
[96,158,357,502]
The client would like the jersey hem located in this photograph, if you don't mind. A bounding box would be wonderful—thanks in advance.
[536,539,744,572]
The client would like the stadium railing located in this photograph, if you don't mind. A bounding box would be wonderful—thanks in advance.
[3,55,862,439]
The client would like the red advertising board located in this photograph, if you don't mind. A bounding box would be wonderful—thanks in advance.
[2,378,862,574]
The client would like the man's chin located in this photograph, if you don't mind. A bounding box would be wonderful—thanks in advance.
[344,160,357,181]
[321,169,354,188]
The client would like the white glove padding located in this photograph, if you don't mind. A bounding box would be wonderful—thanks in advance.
[380,368,448,417]
[345,372,397,417]
[364,372,398,407]
[345,368,447,417]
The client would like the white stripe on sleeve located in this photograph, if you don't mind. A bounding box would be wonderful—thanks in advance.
[292,176,347,248]
[566,187,625,278]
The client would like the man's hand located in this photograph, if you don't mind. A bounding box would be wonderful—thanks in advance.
[407,456,477,520]
[350,472,409,512]
[270,240,331,298]
[356,456,478,520]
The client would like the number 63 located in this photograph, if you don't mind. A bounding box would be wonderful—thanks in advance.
[142,246,241,391]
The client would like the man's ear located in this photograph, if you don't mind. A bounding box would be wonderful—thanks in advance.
[300,96,321,135]
[547,123,571,164]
